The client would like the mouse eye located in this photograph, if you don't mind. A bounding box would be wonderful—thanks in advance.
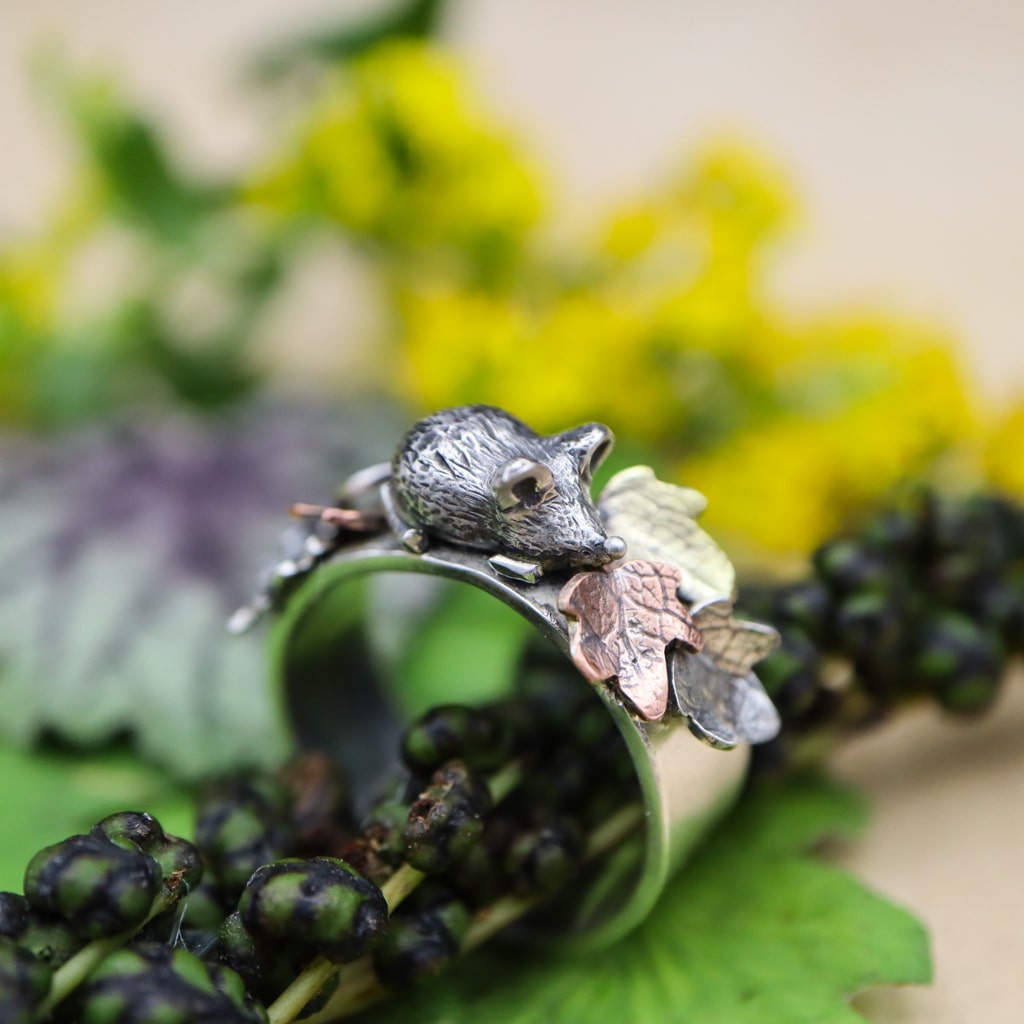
[511,476,546,508]
[494,459,557,511]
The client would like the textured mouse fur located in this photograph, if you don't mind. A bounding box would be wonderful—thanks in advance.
[385,405,623,570]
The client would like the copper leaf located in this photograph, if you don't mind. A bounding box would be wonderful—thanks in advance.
[558,560,703,721]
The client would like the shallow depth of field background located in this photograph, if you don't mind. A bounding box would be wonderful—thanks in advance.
[4,0,1024,391]
[2,2,1023,1022]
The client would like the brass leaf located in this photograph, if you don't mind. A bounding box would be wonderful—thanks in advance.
[597,466,735,604]
[691,598,779,677]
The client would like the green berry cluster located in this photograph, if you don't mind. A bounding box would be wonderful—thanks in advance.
[741,492,1024,769]
[201,667,638,1006]
[0,663,641,1021]
[0,811,269,1023]
[74,944,267,1024]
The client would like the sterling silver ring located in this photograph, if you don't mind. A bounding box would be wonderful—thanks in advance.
[232,404,781,945]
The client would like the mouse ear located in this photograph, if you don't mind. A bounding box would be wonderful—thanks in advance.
[559,423,614,483]
[494,458,556,511]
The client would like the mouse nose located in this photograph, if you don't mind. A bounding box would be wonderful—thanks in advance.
[603,535,627,560]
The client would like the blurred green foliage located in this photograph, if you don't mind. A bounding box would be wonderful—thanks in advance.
[252,0,449,81]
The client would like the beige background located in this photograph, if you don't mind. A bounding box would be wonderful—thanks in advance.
[3,2,1023,1020]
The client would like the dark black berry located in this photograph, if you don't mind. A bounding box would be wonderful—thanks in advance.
[402,705,513,775]
[0,936,52,1023]
[24,834,161,940]
[217,911,310,1004]
[280,753,355,855]
[194,778,293,900]
[912,612,1004,713]
[238,857,388,964]
[0,892,29,941]
[403,761,492,875]
[75,943,268,1024]
[813,539,890,594]
[92,812,203,892]
[373,885,470,992]
[504,816,584,897]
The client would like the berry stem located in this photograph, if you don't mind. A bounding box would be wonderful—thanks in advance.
[37,887,179,1017]
[486,759,524,803]
[379,862,424,908]
[38,933,127,1018]
[583,802,645,862]
[267,956,338,1024]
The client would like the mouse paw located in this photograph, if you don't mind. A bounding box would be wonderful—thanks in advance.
[402,528,428,554]
[488,554,544,583]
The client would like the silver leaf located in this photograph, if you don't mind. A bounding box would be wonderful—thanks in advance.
[669,597,780,747]
[670,650,781,749]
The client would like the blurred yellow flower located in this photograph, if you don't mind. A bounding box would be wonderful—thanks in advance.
[598,141,791,264]
[682,326,977,552]
[386,122,993,555]
[600,203,661,263]
[248,42,543,278]
[396,286,678,440]
[0,181,102,421]
[983,405,1024,497]
[0,245,57,336]
[12,37,1006,560]
[396,142,798,439]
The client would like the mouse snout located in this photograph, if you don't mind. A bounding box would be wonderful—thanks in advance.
[602,535,627,561]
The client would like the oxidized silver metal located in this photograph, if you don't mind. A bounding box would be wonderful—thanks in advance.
[234,404,781,945]
[385,405,627,578]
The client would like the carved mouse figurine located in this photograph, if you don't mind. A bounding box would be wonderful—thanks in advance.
[382,404,627,581]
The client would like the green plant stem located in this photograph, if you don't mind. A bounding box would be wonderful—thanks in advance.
[38,933,128,1018]
[36,887,180,1018]
[267,760,524,1024]
[583,803,645,862]
[304,801,646,1024]
[379,862,424,908]
[267,956,338,1024]
[485,759,523,803]
[296,957,380,1024]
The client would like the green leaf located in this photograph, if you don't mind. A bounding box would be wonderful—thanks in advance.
[0,740,193,893]
[0,539,291,780]
[37,60,226,243]
[370,776,931,1024]
[0,403,397,779]
[251,0,449,81]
